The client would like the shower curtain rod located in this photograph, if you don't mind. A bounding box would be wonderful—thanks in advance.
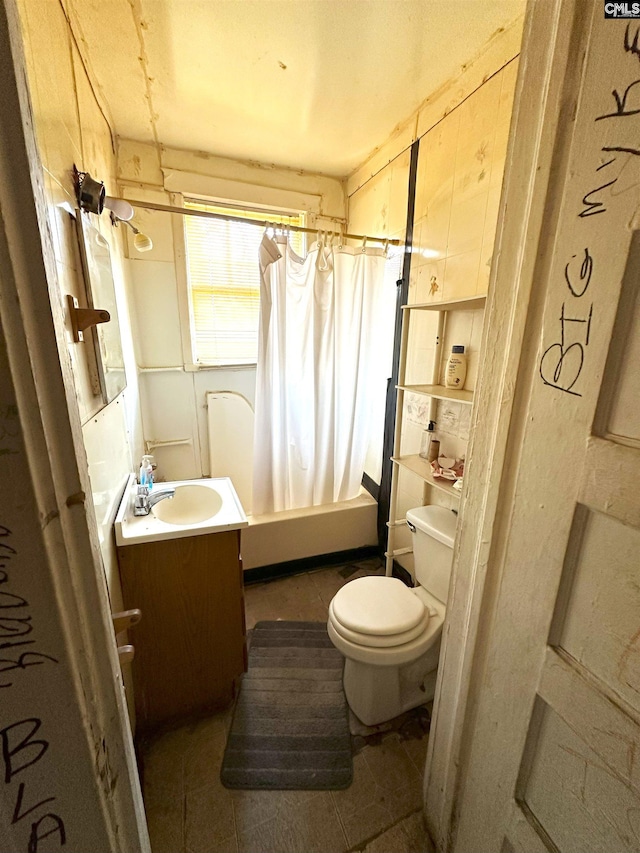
[127,198,402,246]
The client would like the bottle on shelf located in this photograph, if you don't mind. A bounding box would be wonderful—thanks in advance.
[419,421,440,462]
[445,345,467,389]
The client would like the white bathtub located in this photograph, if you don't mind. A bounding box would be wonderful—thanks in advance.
[241,487,378,570]
[206,391,378,570]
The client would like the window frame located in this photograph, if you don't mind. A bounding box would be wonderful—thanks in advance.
[172,192,308,371]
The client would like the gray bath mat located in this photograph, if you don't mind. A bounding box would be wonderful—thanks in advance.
[220,621,352,790]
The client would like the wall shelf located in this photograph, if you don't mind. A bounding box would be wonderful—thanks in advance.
[397,383,474,405]
[402,295,487,312]
[392,455,461,499]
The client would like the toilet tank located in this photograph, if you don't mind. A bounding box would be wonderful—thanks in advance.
[406,505,457,604]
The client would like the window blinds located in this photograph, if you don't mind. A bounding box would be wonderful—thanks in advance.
[184,200,305,365]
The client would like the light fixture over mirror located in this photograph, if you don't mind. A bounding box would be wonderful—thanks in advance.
[73,165,152,252]
[104,196,134,221]
[121,220,153,252]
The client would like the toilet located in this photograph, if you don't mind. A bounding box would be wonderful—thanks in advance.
[327,505,457,726]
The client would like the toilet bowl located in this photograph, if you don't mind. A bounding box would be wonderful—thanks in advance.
[327,505,457,726]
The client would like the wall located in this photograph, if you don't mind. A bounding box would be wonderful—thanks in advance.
[347,152,410,484]
[347,22,521,570]
[116,139,347,492]
[17,0,143,717]
[398,60,519,568]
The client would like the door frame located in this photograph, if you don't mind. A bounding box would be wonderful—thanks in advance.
[0,0,148,848]
[423,0,579,848]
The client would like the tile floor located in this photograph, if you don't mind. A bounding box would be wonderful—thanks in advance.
[141,559,435,853]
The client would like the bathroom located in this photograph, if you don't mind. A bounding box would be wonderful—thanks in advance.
[4,1,640,852]
[11,0,523,848]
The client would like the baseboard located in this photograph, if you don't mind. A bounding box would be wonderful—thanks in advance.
[243,545,381,585]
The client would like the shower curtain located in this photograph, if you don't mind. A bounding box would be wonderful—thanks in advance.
[252,234,387,515]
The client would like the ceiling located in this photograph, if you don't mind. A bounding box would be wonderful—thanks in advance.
[71,0,524,177]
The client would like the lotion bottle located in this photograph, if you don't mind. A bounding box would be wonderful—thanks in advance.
[445,345,467,389]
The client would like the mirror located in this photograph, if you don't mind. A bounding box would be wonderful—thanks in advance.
[75,213,126,404]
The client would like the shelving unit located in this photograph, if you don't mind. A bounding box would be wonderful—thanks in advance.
[385,294,486,576]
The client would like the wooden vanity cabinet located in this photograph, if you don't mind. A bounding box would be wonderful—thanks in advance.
[117,529,246,732]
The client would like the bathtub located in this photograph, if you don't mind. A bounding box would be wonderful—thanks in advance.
[241,487,378,570]
[207,391,378,570]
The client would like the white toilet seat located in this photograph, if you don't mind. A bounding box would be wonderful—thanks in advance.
[332,576,426,635]
[328,598,430,647]
[328,577,445,666]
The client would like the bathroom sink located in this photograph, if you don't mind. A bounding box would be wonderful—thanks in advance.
[114,475,248,546]
[152,484,223,525]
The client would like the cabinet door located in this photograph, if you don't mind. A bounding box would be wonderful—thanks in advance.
[118,530,245,731]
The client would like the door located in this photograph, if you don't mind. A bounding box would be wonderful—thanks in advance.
[0,0,148,848]
[452,3,640,851]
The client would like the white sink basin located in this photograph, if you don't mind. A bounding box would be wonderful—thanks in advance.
[152,484,223,525]
[114,475,248,546]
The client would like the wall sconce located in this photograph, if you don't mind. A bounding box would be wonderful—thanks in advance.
[73,165,152,252]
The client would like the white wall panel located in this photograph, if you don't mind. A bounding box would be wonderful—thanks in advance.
[138,372,200,480]
[194,367,257,477]
[129,259,183,368]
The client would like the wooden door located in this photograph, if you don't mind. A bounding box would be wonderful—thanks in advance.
[452,4,640,851]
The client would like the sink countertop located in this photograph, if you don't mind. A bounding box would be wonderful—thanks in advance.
[114,474,248,546]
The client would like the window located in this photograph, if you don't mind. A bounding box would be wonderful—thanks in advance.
[184,200,305,366]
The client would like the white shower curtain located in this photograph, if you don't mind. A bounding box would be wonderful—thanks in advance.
[252,234,387,515]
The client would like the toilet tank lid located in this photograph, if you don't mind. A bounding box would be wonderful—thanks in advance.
[406,506,457,548]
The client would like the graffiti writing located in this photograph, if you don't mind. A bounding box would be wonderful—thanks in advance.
[540,25,639,395]
[624,23,640,60]
[0,404,19,457]
[0,525,65,850]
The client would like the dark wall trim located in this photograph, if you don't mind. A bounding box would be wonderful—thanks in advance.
[361,472,380,501]
[243,545,380,585]
[377,139,420,549]
[392,560,414,588]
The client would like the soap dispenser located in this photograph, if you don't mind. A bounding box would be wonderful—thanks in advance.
[419,421,439,462]
[139,455,155,489]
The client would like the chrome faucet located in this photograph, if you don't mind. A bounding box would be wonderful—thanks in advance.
[133,485,176,516]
